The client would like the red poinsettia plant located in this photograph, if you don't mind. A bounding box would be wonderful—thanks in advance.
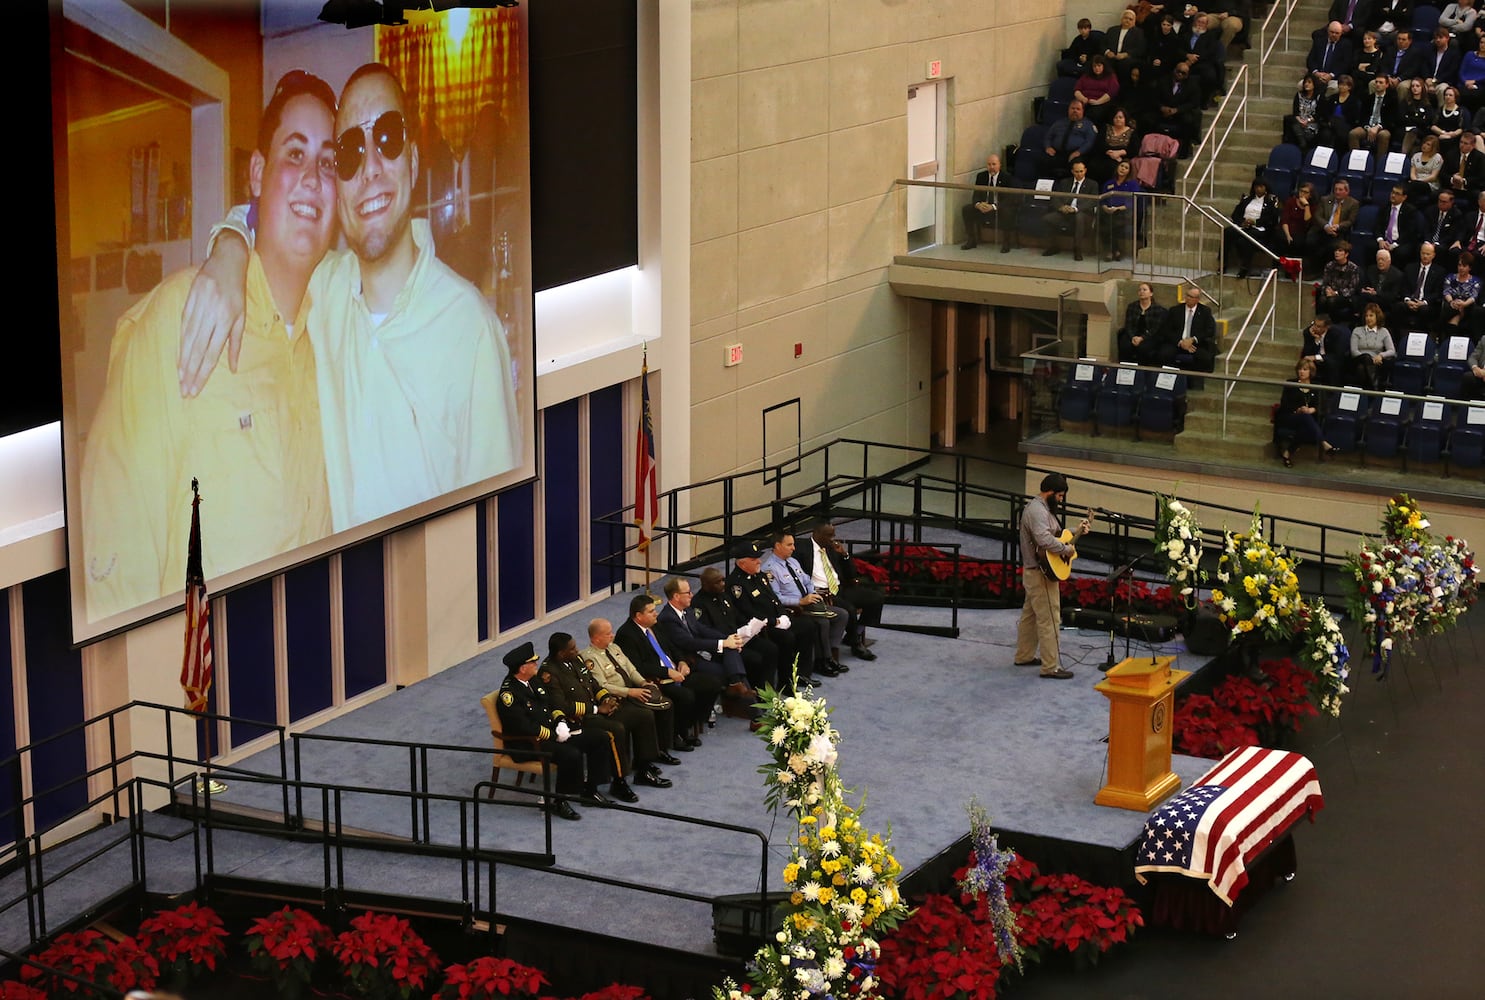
[135,900,228,986]
[333,910,441,1000]
[0,983,48,1000]
[876,892,1006,1000]
[436,955,547,999]
[562,986,653,1000]
[244,905,334,998]
[1173,657,1318,758]
[1009,873,1143,966]
[17,929,143,995]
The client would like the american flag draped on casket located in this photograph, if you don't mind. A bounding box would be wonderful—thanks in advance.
[1134,746,1324,905]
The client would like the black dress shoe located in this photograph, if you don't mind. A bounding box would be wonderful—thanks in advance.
[635,767,672,789]
[798,677,822,688]
[609,779,639,803]
[830,660,850,673]
[671,739,694,752]
[656,751,683,766]
[1014,657,1042,667]
[548,799,581,821]
[851,644,877,661]
[816,662,842,677]
[960,240,976,250]
[580,785,611,806]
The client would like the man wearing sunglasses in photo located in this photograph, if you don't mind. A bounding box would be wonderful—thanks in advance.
[180,63,521,532]
[79,71,337,621]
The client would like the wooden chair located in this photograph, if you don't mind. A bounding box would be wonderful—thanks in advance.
[479,690,546,799]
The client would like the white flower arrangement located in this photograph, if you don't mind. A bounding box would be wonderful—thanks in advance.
[1153,494,1206,608]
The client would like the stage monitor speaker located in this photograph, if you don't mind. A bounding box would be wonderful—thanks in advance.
[712,891,789,958]
[1071,609,1177,642]
[1184,611,1229,655]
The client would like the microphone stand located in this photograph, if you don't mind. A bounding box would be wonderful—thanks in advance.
[1102,554,1143,671]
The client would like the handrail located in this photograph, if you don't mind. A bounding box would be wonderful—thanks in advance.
[1221,267,1283,436]
[1257,0,1304,94]
[1181,62,1251,204]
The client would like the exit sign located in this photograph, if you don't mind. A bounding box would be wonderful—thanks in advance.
[926,60,942,79]
[725,343,743,367]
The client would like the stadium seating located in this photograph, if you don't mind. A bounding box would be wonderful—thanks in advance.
[1389,330,1437,394]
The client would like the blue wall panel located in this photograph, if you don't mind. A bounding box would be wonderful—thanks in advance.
[286,561,334,722]
[341,540,388,699]
[21,572,86,829]
[543,399,582,611]
[497,483,536,632]
[477,499,491,642]
[588,385,625,592]
[225,579,277,747]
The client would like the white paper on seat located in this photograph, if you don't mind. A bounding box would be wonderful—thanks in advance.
[1380,395,1402,415]
[1156,372,1177,390]
[1407,331,1429,356]
[1312,146,1335,169]
[1447,336,1469,360]
[1075,363,1095,381]
[1116,367,1137,385]
[1385,152,1406,173]
[1340,392,1360,411]
[1468,406,1485,425]
[1423,401,1445,421]
[1034,177,1054,200]
[1347,150,1369,171]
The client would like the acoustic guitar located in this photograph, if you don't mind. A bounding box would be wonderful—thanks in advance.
[1040,508,1097,581]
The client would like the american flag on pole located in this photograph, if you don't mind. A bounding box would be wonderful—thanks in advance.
[180,478,214,714]
[1134,746,1324,904]
[634,353,658,553]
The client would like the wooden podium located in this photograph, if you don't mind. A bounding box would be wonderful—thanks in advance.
[1094,655,1190,811]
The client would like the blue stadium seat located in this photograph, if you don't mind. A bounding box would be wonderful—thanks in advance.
[1362,391,1409,462]
[1337,148,1374,201]
[1447,402,1485,471]
[1432,334,1474,398]
[1095,363,1142,437]
[1412,6,1442,39]
[1350,204,1382,259]
[1404,397,1450,468]
[1264,143,1303,199]
[1058,359,1101,429]
[1299,145,1340,196]
[1389,329,1437,394]
[1370,150,1409,207]
[1138,368,1188,439]
[1041,77,1077,123]
[1322,386,1370,451]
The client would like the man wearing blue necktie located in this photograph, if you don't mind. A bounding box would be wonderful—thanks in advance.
[614,593,720,746]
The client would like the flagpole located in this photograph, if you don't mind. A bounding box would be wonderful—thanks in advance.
[636,347,659,592]
[184,477,226,795]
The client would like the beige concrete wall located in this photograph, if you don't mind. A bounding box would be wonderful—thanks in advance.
[689,0,1068,525]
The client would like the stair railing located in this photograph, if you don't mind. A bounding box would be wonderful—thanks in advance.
[1220,266,1283,437]
[1180,62,1251,207]
[1256,0,1305,94]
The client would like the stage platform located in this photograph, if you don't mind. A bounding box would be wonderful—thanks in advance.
[189,582,1222,960]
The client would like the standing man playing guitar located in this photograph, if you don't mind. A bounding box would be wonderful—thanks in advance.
[1015,473,1093,680]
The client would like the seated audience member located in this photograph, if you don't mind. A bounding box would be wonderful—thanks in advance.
[1397,240,1446,326]
[1058,18,1102,76]
[1460,188,1485,255]
[1425,29,1464,104]
[1076,55,1122,126]
[1119,281,1169,364]
[1224,177,1280,277]
[1275,358,1337,466]
[1375,185,1424,267]
[1352,72,1400,154]
[581,617,682,764]
[1322,74,1364,149]
[1157,285,1219,371]
[1041,160,1096,260]
[494,641,615,820]
[1299,312,1349,386]
[1441,249,1481,329]
[1307,180,1360,272]
[799,523,884,661]
[1462,335,1485,397]
[1388,32,1430,88]
[1329,0,1373,40]
[1104,7,1149,87]
[1042,100,1099,177]
[1420,188,1465,264]
[1150,62,1202,150]
[614,593,717,744]
[1447,130,1485,199]
[1458,33,1485,110]
[1201,1,1250,50]
[1435,86,1468,167]
[1350,301,1398,387]
[1440,0,1480,45]
[1280,182,1317,261]
[727,539,821,684]
[1361,247,1410,320]
[762,531,849,677]
[1096,108,1139,184]
[1099,159,1143,260]
[539,632,658,802]
[1147,14,1188,88]
[1398,75,1436,155]
[1308,21,1354,94]
[1352,30,1388,89]
[1368,0,1409,44]
[1411,134,1447,205]
[960,153,1017,251]
[692,567,782,692]
[1317,242,1364,321]
[655,575,756,702]
[1180,13,1227,104]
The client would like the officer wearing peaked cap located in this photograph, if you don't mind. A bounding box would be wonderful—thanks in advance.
[724,538,815,691]
[494,640,614,820]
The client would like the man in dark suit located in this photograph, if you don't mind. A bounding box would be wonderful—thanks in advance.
[796,523,883,661]
[1181,13,1228,105]
[1103,7,1147,87]
[1328,0,1375,40]
[1447,130,1485,201]
[1041,160,1096,261]
[614,592,717,744]
[1307,21,1355,92]
[1375,184,1423,266]
[1150,62,1202,148]
[1307,178,1361,270]
[655,575,755,700]
[1425,26,1463,98]
[1156,286,1220,371]
[960,153,1018,251]
[1299,313,1350,386]
[1396,240,1447,328]
[1420,189,1465,265]
[1351,73,1399,155]
[1360,247,1410,321]
[1459,189,1485,257]
[1384,29,1429,83]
